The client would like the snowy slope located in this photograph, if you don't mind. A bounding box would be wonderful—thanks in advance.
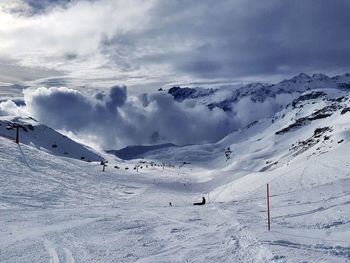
[143,87,350,188]
[0,115,348,262]
[0,73,349,262]
[0,136,276,262]
[147,81,350,169]
[0,116,102,162]
[139,80,350,262]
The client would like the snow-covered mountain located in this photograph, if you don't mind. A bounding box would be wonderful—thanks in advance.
[0,73,349,262]
[150,84,350,165]
[0,116,102,162]
[168,73,350,113]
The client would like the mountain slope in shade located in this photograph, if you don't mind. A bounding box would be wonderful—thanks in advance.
[107,143,177,160]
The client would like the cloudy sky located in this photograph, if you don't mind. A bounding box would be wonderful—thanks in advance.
[1,0,350,149]
[1,0,350,92]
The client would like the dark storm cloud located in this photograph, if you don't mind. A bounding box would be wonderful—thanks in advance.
[25,86,127,131]
[2,0,350,94]
[5,0,73,16]
[101,0,350,80]
[4,0,99,17]
[0,84,297,149]
[6,86,238,148]
[1,1,349,149]
[24,0,71,10]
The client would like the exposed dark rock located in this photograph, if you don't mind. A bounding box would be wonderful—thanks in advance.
[292,91,327,108]
[168,86,214,102]
[259,161,278,172]
[289,126,332,156]
[336,97,345,102]
[168,87,195,102]
[324,135,330,141]
[247,121,258,128]
[337,83,350,90]
[276,105,339,135]
[275,118,310,135]
[208,100,234,111]
[308,105,340,120]
[314,127,332,138]
[341,107,350,115]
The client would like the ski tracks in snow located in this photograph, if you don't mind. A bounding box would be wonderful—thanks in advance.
[137,205,274,262]
[63,247,75,263]
[43,238,76,263]
[43,239,60,263]
[216,207,274,263]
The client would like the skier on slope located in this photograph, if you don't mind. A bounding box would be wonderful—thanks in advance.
[193,197,206,206]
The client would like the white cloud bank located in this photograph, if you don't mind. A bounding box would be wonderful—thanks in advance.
[1,81,303,151]
[0,85,296,149]
[0,86,238,149]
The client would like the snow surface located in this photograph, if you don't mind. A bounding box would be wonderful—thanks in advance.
[0,77,350,262]
[0,116,102,162]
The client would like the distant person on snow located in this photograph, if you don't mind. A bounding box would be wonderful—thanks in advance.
[193,197,206,206]
[224,147,232,161]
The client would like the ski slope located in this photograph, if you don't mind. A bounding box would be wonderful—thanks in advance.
[0,74,350,262]
[0,138,275,262]
[0,117,349,262]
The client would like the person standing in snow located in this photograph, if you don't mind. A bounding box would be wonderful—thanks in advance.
[224,147,232,161]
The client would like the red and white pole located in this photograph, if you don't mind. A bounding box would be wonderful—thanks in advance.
[267,183,271,231]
